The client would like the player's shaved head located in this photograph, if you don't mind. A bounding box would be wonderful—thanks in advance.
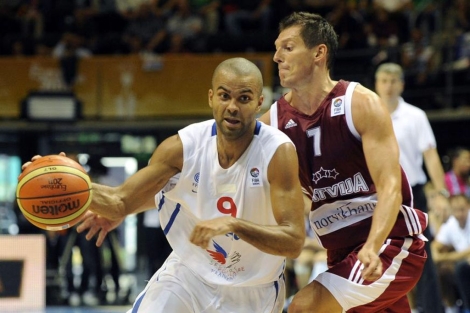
[212,58,263,95]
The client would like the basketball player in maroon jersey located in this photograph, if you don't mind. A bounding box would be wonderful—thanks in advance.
[258,12,428,312]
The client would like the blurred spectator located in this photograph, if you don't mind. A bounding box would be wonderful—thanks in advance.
[52,31,92,59]
[52,31,92,90]
[292,227,326,291]
[72,0,129,54]
[439,0,470,108]
[149,0,177,18]
[40,0,76,36]
[117,0,156,19]
[302,0,339,17]
[62,227,104,306]
[89,0,128,34]
[445,147,470,198]
[432,194,470,313]
[373,0,412,43]
[452,0,470,32]
[188,0,220,35]
[427,188,452,239]
[285,230,327,311]
[87,155,127,305]
[326,1,368,50]
[16,0,44,39]
[0,1,21,34]
[269,0,304,27]
[0,1,21,55]
[222,0,272,37]
[414,2,441,43]
[166,0,204,52]
[121,2,169,54]
[365,6,400,65]
[401,27,437,87]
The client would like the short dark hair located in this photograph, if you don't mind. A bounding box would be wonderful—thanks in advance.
[451,146,470,161]
[279,12,338,70]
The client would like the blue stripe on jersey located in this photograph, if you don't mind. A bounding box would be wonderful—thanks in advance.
[158,193,165,211]
[274,281,279,303]
[254,120,261,135]
[211,122,217,136]
[163,203,181,235]
[131,290,146,313]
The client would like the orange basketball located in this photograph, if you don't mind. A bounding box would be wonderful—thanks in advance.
[16,155,93,231]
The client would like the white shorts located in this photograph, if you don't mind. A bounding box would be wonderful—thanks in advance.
[128,252,285,313]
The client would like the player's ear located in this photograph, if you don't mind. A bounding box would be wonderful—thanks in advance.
[314,44,327,61]
[257,94,264,112]
[208,89,214,108]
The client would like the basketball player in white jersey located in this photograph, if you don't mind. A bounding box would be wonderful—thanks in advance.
[257,12,428,312]
[25,57,306,312]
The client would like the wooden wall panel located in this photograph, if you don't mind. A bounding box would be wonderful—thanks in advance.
[0,54,274,119]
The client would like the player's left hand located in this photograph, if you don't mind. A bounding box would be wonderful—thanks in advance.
[190,216,234,249]
[357,246,383,281]
[76,211,124,247]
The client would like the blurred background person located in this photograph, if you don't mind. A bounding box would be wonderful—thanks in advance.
[375,62,447,313]
[445,147,470,198]
[121,2,169,54]
[165,0,204,53]
[188,0,220,35]
[432,195,470,313]
[222,0,272,37]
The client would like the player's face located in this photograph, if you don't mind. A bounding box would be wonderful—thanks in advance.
[274,26,316,88]
[455,150,470,175]
[209,71,263,140]
[375,72,404,101]
[450,197,469,228]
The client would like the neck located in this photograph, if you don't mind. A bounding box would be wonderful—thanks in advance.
[287,73,337,115]
[216,124,255,169]
[384,97,400,114]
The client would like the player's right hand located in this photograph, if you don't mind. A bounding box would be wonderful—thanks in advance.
[21,152,67,170]
[77,211,124,247]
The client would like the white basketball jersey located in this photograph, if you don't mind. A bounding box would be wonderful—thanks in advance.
[158,119,293,286]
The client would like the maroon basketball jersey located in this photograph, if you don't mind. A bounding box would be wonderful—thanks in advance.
[270,80,427,255]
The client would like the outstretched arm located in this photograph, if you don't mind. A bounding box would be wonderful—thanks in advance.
[352,85,403,280]
[77,194,160,246]
[190,142,306,259]
[84,134,183,220]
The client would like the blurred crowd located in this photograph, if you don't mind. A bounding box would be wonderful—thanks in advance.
[0,0,467,57]
[1,0,470,109]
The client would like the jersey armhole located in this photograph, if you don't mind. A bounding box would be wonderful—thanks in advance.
[269,102,279,129]
[344,82,361,141]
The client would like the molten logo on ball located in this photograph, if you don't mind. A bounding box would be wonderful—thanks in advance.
[32,199,81,216]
